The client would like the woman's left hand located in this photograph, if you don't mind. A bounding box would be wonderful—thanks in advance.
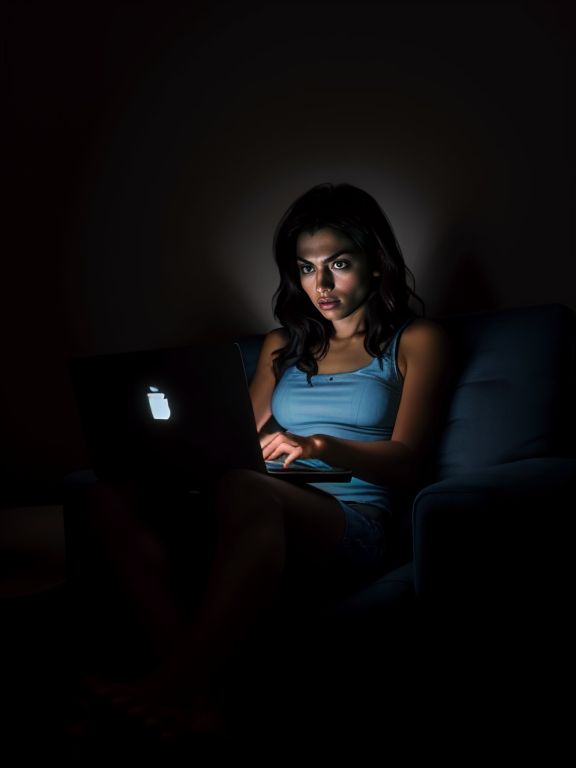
[260,431,321,467]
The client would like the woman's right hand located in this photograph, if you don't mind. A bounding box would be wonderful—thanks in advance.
[260,430,322,467]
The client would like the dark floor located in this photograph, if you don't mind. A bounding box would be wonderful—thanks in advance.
[0,494,562,755]
[1,582,414,754]
[0,501,414,753]
[2,580,566,760]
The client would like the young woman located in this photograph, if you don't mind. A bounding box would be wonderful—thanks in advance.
[85,182,453,741]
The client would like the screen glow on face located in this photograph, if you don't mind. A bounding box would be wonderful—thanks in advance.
[297,257,352,276]
[295,229,375,320]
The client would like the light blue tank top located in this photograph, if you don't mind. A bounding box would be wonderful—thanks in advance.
[271,316,416,520]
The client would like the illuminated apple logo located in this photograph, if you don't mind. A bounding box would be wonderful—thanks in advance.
[147,386,171,420]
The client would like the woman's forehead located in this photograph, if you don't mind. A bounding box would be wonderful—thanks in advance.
[296,227,358,258]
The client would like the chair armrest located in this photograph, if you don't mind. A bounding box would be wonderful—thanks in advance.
[412,456,576,606]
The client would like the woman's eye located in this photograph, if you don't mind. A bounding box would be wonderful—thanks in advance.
[298,260,349,274]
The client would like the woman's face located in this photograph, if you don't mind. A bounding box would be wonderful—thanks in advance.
[295,227,379,322]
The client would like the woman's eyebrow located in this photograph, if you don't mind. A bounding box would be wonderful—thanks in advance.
[296,248,357,264]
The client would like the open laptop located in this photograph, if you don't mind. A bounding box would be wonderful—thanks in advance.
[69,341,352,490]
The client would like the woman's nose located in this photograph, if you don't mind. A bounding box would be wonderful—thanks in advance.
[316,267,334,292]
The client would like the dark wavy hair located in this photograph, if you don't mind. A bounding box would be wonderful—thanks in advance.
[271,182,425,384]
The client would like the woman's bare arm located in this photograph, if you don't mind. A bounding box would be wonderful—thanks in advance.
[248,328,288,434]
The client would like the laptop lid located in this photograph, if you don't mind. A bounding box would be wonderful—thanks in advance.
[69,342,351,489]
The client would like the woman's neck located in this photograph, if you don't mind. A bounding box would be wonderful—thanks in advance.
[330,307,367,341]
[330,329,366,346]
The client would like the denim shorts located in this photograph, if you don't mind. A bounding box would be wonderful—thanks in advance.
[331,500,388,583]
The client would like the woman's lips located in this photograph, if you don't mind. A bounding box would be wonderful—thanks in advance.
[318,299,340,310]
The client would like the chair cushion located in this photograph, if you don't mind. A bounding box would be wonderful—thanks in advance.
[432,303,575,480]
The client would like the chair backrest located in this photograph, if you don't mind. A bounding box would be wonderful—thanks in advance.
[431,303,576,481]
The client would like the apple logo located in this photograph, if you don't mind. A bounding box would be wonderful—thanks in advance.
[147,386,171,420]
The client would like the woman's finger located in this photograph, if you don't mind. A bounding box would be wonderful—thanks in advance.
[260,431,285,451]
[282,447,302,467]
[268,442,302,465]
[262,435,299,460]
[265,442,292,461]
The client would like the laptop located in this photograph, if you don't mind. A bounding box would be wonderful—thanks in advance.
[69,341,352,490]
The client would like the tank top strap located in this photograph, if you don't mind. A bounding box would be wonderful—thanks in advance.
[386,314,417,380]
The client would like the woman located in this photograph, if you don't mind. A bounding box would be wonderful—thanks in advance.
[86,182,453,740]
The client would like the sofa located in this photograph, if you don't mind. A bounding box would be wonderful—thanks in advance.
[63,302,575,729]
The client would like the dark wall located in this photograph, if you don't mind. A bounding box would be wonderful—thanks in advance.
[4,1,575,478]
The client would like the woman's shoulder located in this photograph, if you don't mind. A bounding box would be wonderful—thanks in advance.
[402,316,447,339]
[397,317,452,372]
[259,327,289,361]
[264,327,289,344]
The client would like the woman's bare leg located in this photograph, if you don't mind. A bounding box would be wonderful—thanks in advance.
[168,469,347,683]
[86,470,347,736]
[83,481,196,660]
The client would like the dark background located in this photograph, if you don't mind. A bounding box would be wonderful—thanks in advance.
[4,0,575,484]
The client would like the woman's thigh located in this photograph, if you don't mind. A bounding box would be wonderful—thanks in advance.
[214,470,346,560]
[215,470,387,588]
